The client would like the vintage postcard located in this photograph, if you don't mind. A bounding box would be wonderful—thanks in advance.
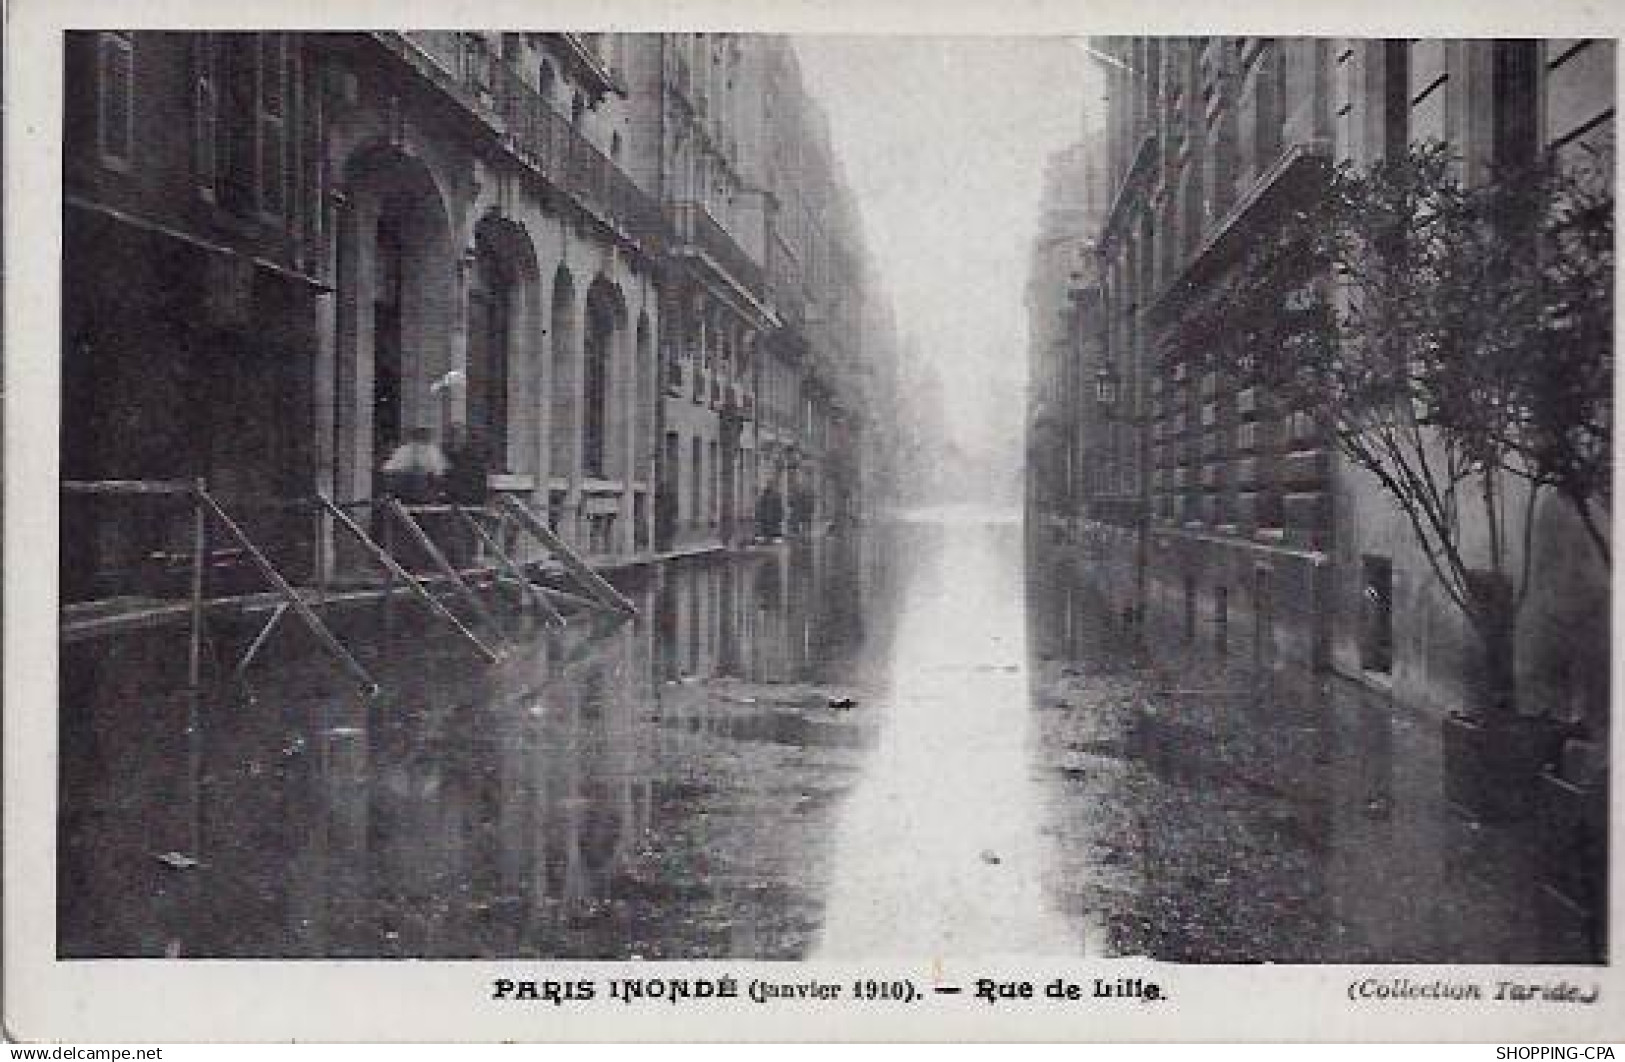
[5,0,1622,1043]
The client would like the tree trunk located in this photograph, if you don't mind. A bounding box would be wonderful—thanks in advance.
[1464,567,1518,722]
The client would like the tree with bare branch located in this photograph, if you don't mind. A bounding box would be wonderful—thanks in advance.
[1235,141,1611,722]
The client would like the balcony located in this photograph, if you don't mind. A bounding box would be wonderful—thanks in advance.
[769,265,808,327]
[492,64,661,245]
[667,201,766,302]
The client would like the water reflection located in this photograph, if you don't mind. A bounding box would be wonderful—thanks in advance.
[61,515,1580,963]
[817,510,1080,959]
[1024,534,1595,964]
[59,531,895,959]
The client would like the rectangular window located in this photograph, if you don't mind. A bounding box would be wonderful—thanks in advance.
[97,31,134,170]
[257,33,288,219]
[708,440,719,526]
[1360,555,1394,673]
[691,437,703,527]
[193,34,219,197]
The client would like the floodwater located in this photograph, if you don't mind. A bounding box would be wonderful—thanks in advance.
[815,508,1079,958]
[58,509,1600,962]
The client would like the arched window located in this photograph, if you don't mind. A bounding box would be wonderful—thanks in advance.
[583,282,618,478]
[372,212,405,468]
[549,267,577,473]
[467,234,513,466]
[538,59,555,103]
[571,91,585,130]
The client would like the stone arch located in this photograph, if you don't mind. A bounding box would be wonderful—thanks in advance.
[548,263,577,475]
[466,212,542,475]
[334,139,458,498]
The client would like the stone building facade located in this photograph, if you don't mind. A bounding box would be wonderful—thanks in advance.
[1026,141,1106,537]
[62,31,882,594]
[1066,36,1612,719]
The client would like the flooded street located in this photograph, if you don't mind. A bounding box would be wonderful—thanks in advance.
[59,511,1586,963]
[817,510,1078,959]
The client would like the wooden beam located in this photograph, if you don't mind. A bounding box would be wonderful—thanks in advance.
[385,497,508,653]
[498,494,638,616]
[320,494,502,663]
[456,506,565,627]
[193,486,380,696]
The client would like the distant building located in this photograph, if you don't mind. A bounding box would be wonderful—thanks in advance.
[1025,141,1107,533]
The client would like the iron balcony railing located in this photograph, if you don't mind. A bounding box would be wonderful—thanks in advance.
[666,200,765,300]
[488,62,664,247]
[406,35,664,249]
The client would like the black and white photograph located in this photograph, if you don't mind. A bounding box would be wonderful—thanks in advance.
[6,0,1622,1043]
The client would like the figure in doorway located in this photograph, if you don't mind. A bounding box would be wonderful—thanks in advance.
[377,426,449,571]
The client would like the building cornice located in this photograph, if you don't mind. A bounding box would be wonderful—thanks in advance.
[553,34,628,100]
[1147,137,1331,332]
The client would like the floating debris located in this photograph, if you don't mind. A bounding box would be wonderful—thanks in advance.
[827,696,857,710]
[979,849,1002,866]
[152,851,204,870]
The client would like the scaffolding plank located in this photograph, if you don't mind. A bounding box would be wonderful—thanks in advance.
[195,487,380,696]
[320,495,502,663]
[385,497,508,652]
[63,479,196,496]
[456,506,565,626]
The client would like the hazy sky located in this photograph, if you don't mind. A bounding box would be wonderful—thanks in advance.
[794,36,1102,457]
